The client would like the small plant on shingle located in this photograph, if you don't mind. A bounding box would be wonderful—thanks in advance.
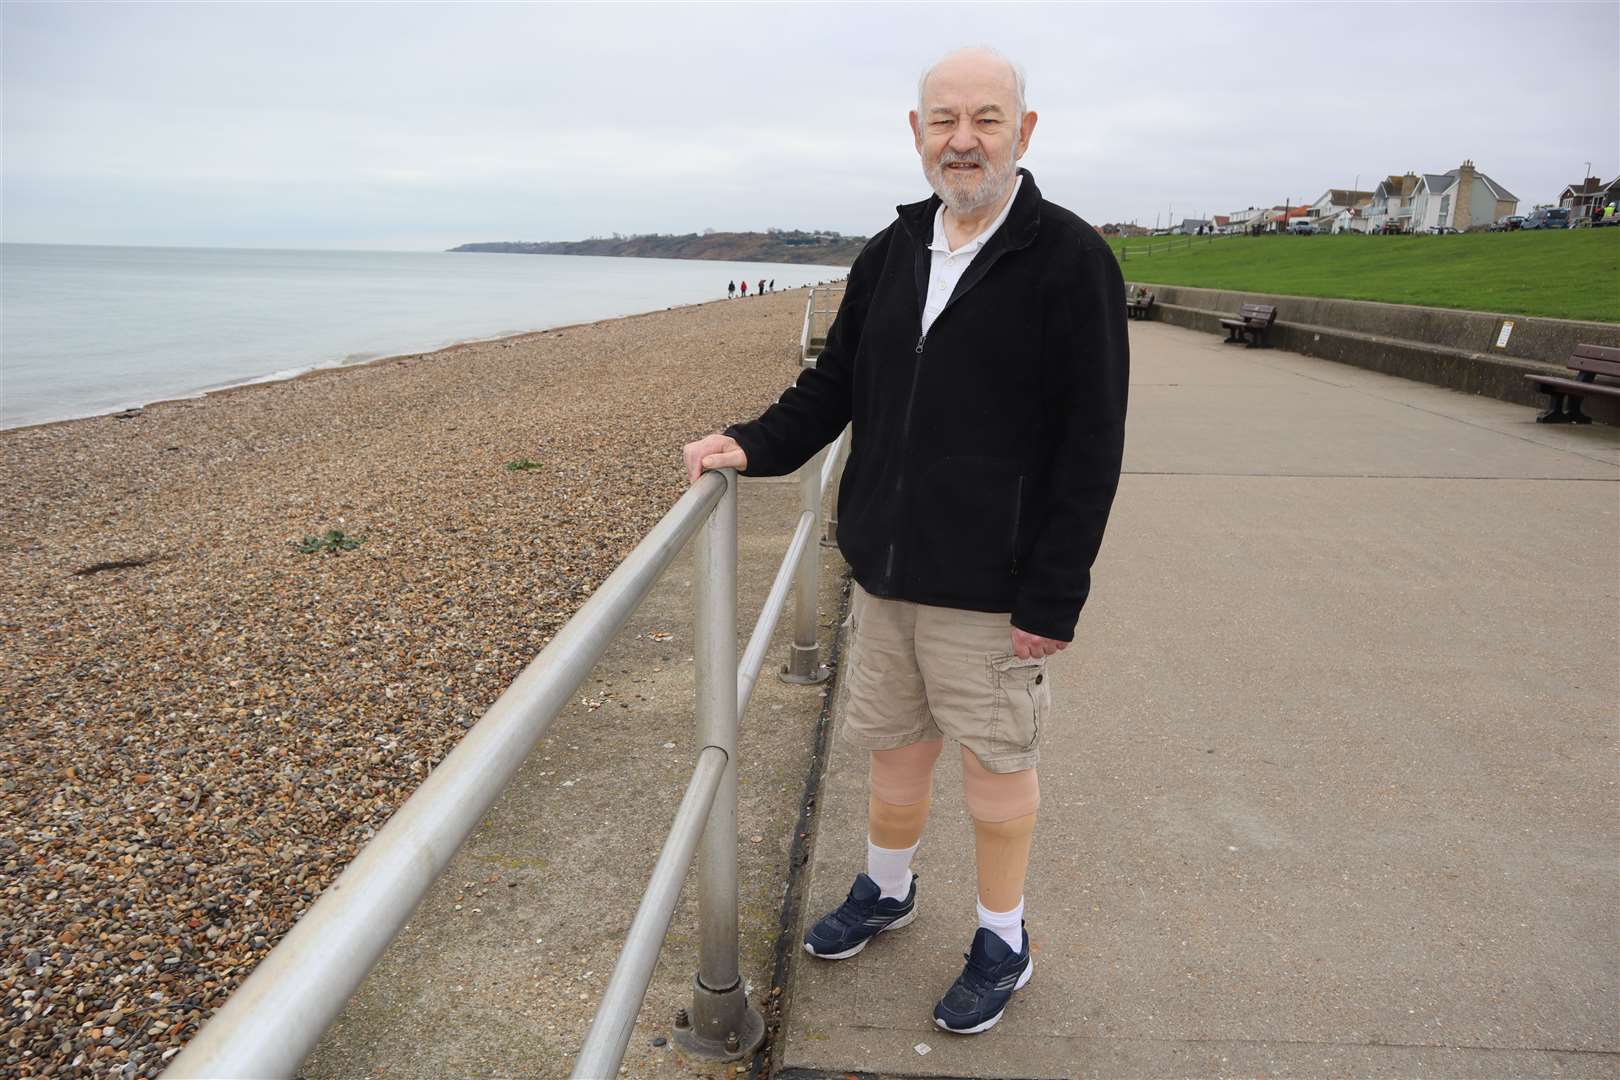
[504,458,543,472]
[293,529,364,554]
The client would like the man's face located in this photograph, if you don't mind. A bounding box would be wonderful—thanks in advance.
[909,55,1036,216]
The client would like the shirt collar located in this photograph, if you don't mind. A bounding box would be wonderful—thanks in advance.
[929,173,1024,257]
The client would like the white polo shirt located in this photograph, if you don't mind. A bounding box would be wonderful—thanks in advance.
[921,174,1023,336]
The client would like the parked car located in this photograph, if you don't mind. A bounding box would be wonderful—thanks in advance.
[1488,215,1525,231]
[1522,207,1571,230]
[1288,219,1318,235]
[1377,221,1405,235]
[1426,225,1460,235]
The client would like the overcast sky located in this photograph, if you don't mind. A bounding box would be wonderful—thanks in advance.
[3,1,1616,251]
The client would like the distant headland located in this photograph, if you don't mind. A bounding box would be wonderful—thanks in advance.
[448,228,866,265]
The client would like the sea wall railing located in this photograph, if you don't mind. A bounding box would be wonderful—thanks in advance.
[167,435,848,1074]
[800,283,846,362]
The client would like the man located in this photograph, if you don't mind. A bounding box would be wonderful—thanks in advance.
[682,46,1128,1035]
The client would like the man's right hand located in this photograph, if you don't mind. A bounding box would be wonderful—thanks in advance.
[682,433,748,484]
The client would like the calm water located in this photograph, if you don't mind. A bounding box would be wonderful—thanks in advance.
[0,244,847,429]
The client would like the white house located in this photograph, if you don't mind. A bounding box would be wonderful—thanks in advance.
[1409,161,1518,232]
[1559,175,1615,222]
[1364,173,1419,232]
[1307,188,1373,230]
[1329,207,1364,234]
[1222,207,1266,234]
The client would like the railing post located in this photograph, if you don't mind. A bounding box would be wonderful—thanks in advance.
[675,469,764,1061]
[780,447,830,685]
[819,424,847,548]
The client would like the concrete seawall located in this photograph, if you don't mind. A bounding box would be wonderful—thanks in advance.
[1124,282,1620,424]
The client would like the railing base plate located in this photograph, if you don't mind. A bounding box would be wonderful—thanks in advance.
[779,665,831,685]
[779,642,831,685]
[672,975,765,1061]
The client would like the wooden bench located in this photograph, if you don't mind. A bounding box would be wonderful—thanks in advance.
[1524,343,1620,424]
[1219,303,1277,348]
[1126,289,1155,320]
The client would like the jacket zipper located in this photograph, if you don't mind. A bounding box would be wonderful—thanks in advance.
[1010,476,1024,576]
[885,330,928,584]
[895,330,928,493]
[888,228,1021,589]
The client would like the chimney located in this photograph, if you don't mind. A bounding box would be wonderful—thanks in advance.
[1454,160,1477,231]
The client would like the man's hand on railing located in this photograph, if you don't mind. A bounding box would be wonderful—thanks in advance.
[683,434,748,484]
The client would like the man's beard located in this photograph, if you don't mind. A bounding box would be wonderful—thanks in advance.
[924,146,1018,215]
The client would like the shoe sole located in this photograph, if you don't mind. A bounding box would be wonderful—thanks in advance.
[933,955,1034,1035]
[803,906,917,960]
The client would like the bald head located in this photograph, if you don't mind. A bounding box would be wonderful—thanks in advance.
[917,46,1026,121]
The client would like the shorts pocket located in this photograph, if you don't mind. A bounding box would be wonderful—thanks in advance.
[988,653,1049,755]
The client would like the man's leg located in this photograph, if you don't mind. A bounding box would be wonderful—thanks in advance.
[922,748,1040,1033]
[867,740,944,898]
[914,593,1048,1033]
[804,584,937,960]
[961,747,1040,951]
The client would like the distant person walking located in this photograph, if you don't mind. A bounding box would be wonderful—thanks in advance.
[740,279,747,297]
[728,280,736,299]
[758,278,766,296]
[769,278,775,291]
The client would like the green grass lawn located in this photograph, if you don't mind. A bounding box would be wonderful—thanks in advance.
[1108,229,1619,323]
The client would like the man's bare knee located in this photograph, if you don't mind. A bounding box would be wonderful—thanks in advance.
[869,740,944,805]
[960,746,1040,822]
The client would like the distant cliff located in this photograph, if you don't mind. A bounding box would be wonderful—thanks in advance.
[448,229,865,266]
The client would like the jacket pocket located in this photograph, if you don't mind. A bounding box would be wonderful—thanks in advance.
[988,652,1048,755]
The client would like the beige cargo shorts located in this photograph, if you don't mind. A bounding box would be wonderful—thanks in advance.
[837,581,1051,773]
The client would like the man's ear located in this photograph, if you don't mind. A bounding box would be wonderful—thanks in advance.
[909,110,923,153]
[1015,110,1038,159]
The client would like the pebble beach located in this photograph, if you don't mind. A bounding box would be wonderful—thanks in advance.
[0,287,828,1079]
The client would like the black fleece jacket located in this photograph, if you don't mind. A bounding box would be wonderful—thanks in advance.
[724,169,1128,642]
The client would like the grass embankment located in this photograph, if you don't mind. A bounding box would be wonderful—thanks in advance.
[1108,229,1619,323]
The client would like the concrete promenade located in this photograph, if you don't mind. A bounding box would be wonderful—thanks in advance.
[777,320,1619,1079]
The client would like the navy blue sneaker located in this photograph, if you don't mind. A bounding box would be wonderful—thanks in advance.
[802,872,917,959]
[932,924,1033,1034]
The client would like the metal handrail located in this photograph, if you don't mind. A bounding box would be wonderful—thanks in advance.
[572,745,728,1076]
[166,420,851,1077]
[164,474,729,1077]
[800,293,814,359]
[800,284,846,361]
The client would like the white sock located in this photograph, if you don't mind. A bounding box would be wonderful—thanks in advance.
[977,895,1025,954]
[866,837,918,900]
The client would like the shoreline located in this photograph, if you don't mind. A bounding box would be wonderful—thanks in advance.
[2,287,831,435]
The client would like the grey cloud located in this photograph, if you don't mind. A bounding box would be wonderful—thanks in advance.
[3,1,1614,249]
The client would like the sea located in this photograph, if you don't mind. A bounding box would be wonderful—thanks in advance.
[0,244,849,429]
